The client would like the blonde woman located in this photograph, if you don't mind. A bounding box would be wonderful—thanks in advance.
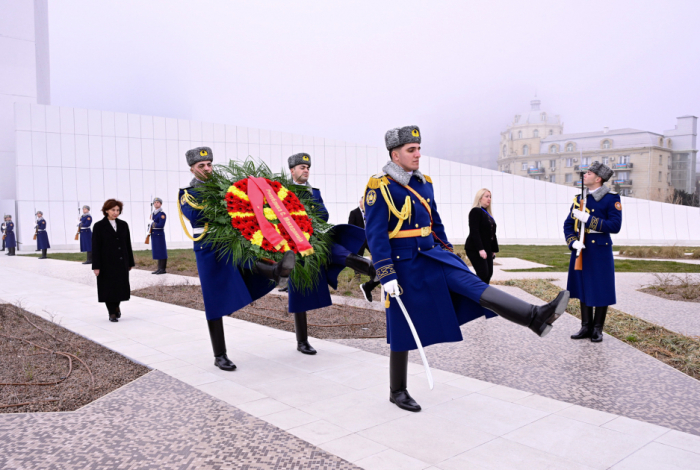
[465,188,499,284]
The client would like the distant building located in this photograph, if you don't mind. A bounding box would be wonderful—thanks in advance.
[498,99,698,202]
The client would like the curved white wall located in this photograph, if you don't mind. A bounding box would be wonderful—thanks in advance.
[13,103,700,250]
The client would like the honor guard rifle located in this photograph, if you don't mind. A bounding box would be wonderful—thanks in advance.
[574,172,586,271]
[75,203,81,241]
[33,207,38,241]
[145,195,153,244]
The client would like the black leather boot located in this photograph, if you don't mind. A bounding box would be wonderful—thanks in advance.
[208,318,236,371]
[571,301,594,339]
[479,286,569,337]
[254,251,296,284]
[151,259,161,274]
[8,247,15,256]
[154,259,167,275]
[294,311,317,354]
[590,307,608,343]
[345,253,376,278]
[39,249,47,259]
[389,351,421,412]
[360,279,381,302]
[82,251,92,265]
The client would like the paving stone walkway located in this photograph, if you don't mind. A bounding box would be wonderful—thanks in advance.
[1,255,700,469]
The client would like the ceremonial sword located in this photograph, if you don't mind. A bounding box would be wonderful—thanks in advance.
[389,290,434,390]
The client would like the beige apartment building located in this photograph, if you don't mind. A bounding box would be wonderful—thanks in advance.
[498,99,698,202]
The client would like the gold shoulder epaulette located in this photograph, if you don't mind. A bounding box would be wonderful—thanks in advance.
[366,174,389,190]
[424,175,432,183]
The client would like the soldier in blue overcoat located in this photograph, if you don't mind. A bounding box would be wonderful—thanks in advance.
[179,147,296,371]
[364,125,570,412]
[35,211,50,259]
[4,215,16,256]
[286,153,373,355]
[150,197,168,274]
[565,162,621,343]
[79,205,93,265]
[1,216,7,252]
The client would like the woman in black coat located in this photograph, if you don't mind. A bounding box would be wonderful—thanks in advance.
[92,199,135,322]
[465,189,499,284]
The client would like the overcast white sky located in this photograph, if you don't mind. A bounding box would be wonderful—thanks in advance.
[48,0,700,166]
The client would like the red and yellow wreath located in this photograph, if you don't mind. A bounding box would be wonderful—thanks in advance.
[225,178,314,254]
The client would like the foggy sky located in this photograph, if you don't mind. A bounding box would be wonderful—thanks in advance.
[48,0,700,167]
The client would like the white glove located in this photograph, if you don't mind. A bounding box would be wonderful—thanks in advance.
[572,209,590,223]
[383,279,400,296]
[572,240,585,251]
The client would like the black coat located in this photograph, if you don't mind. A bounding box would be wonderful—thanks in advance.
[92,217,135,303]
[348,207,368,255]
[465,207,499,254]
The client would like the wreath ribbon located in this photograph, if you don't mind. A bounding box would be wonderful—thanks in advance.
[247,177,314,256]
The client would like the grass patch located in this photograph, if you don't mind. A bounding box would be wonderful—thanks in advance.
[491,245,700,273]
[639,274,700,303]
[22,249,199,277]
[618,246,700,259]
[495,278,700,380]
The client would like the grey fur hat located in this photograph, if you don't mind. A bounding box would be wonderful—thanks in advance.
[153,197,163,204]
[588,161,614,182]
[385,125,421,151]
[288,153,311,169]
[186,146,213,167]
[82,205,90,211]
[36,211,43,216]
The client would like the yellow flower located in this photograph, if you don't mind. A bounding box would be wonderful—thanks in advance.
[227,185,249,201]
[289,210,307,217]
[250,230,264,246]
[228,211,255,218]
[264,208,277,221]
[304,232,311,240]
[278,187,288,201]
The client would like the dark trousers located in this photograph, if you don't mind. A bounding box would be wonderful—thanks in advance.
[466,250,493,284]
[105,301,121,316]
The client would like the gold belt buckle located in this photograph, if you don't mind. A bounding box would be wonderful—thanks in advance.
[420,226,431,237]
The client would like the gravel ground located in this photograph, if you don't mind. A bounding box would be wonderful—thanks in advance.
[133,284,388,339]
[0,304,149,413]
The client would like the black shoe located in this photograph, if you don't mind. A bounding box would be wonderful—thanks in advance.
[360,282,373,302]
[109,314,118,322]
[214,353,237,371]
[278,285,289,292]
[39,249,47,259]
[7,248,15,256]
[297,341,317,355]
[590,307,608,343]
[82,260,91,264]
[345,253,376,278]
[571,302,593,339]
[116,308,121,319]
[390,389,421,412]
[479,286,569,337]
[254,251,296,285]
[155,259,167,275]
[83,252,92,265]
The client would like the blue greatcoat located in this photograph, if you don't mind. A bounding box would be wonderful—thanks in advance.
[364,172,494,352]
[179,184,275,321]
[150,210,168,260]
[564,188,622,307]
[287,185,365,313]
[36,219,50,250]
[79,214,93,252]
[5,221,16,248]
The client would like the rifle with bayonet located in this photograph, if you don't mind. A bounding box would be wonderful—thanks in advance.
[574,173,587,271]
[75,202,81,241]
[145,195,153,244]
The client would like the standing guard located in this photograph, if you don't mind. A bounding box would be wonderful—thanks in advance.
[565,162,621,343]
[286,153,373,355]
[79,205,93,264]
[364,125,570,412]
[150,197,168,274]
[179,147,296,371]
[35,211,50,259]
[4,215,15,256]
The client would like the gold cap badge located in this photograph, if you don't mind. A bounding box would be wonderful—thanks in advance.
[411,129,420,137]
[200,149,208,156]
[303,155,310,161]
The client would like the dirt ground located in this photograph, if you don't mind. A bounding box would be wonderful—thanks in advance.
[133,285,388,340]
[0,304,150,413]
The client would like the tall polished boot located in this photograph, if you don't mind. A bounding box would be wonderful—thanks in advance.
[154,259,167,275]
[82,251,92,265]
[39,249,47,259]
[360,279,381,302]
[345,253,376,278]
[479,286,569,337]
[253,250,295,284]
[294,311,317,354]
[8,247,15,256]
[571,301,594,339]
[151,260,160,274]
[389,351,421,412]
[207,318,236,371]
[590,307,608,343]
